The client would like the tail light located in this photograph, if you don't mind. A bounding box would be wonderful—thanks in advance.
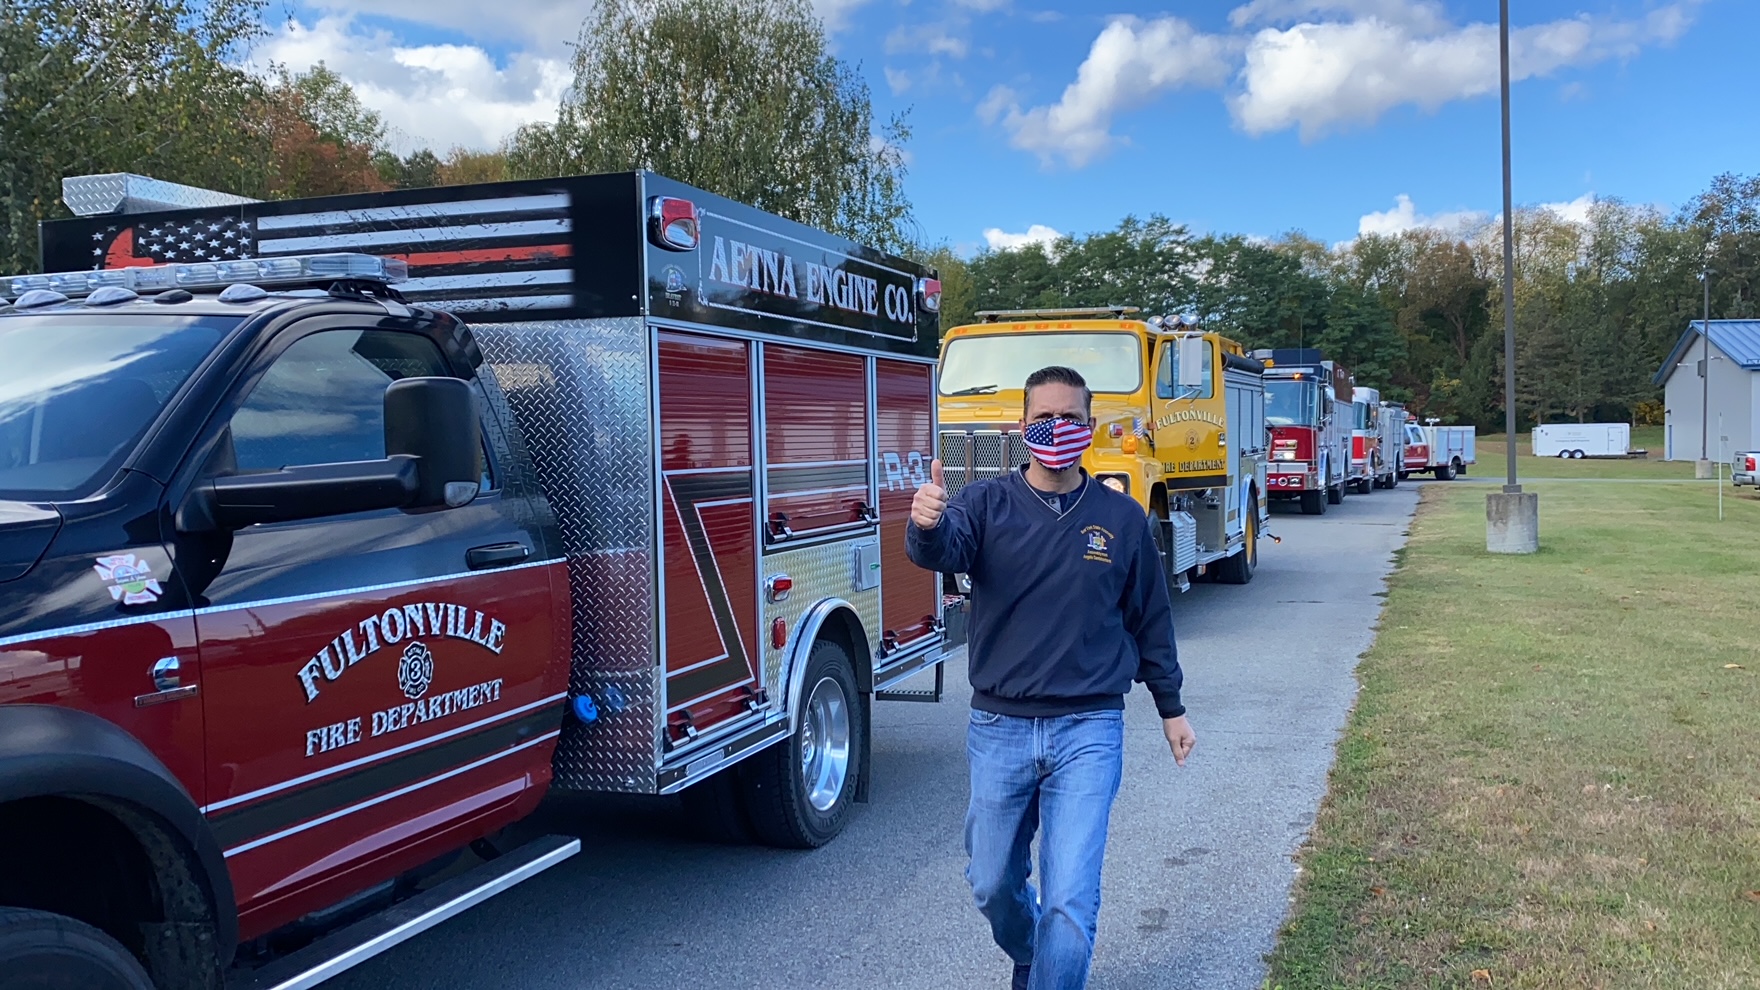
[1748,456,1757,472]
[917,277,942,313]
[648,196,700,251]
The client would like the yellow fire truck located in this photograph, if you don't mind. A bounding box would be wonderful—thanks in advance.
[935,307,1269,592]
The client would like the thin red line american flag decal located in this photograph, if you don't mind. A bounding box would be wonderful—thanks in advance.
[89,193,574,314]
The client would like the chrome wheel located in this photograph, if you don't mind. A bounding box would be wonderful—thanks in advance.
[799,675,851,813]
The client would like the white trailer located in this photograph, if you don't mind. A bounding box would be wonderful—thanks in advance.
[1532,423,1633,459]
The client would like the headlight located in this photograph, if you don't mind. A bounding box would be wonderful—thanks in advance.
[1098,474,1129,494]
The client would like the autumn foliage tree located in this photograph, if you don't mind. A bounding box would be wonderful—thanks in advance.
[260,64,390,199]
[0,0,269,272]
[508,0,914,251]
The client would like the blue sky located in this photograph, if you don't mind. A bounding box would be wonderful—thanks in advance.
[261,0,1754,252]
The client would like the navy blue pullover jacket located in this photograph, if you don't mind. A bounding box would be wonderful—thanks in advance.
[907,467,1184,719]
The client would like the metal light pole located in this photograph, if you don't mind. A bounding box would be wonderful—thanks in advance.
[1697,267,1712,477]
[1487,0,1538,552]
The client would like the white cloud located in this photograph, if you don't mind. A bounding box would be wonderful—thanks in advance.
[260,16,570,153]
[886,24,969,58]
[299,0,593,52]
[1540,193,1597,225]
[1356,194,1487,237]
[991,0,1702,168]
[813,0,875,33]
[1353,191,1598,241]
[1230,1,1701,139]
[884,66,913,94]
[983,224,1063,251]
[983,16,1232,168]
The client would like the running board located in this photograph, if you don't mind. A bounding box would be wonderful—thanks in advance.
[229,834,579,990]
[875,660,944,703]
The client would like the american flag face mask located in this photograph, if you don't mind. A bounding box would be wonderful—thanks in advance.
[1023,417,1092,471]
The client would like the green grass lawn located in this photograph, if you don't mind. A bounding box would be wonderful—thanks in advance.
[1264,480,1760,990]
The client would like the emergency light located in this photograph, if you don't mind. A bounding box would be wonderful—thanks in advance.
[0,252,409,303]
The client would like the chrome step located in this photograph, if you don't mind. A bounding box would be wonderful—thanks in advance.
[230,834,579,990]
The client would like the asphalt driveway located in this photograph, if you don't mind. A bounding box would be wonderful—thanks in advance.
[327,484,1420,990]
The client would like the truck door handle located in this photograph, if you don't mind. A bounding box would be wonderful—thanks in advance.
[467,542,531,570]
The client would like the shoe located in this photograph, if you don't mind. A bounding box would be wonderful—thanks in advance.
[1012,963,1031,990]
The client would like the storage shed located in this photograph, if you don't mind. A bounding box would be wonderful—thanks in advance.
[1654,320,1760,460]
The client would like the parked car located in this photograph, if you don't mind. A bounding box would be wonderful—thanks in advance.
[1734,451,1758,487]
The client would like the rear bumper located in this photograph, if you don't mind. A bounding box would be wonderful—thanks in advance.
[1734,471,1756,487]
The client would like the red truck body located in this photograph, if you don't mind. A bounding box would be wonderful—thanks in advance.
[1253,349,1353,514]
[0,171,949,989]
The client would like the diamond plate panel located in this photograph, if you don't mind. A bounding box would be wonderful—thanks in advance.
[471,317,661,793]
[62,173,257,216]
[760,539,883,695]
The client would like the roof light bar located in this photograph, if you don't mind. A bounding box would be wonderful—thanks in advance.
[0,253,408,302]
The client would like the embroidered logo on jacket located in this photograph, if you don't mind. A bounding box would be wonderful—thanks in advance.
[1081,525,1115,564]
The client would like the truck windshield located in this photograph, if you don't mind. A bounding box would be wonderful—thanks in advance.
[940,332,1142,395]
[0,315,231,501]
[1264,379,1320,426]
[1353,402,1371,430]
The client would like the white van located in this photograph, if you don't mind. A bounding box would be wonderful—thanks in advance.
[1532,423,1631,459]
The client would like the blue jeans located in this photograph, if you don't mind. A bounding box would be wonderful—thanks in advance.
[966,709,1125,990]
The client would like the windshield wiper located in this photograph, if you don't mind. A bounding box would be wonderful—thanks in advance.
[947,384,999,396]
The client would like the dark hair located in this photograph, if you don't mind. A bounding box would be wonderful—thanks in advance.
[1023,365,1092,418]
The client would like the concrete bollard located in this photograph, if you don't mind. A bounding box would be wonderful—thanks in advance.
[1695,459,1714,480]
[1486,491,1539,554]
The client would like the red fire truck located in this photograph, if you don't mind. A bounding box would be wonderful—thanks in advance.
[0,172,950,988]
[1253,348,1353,515]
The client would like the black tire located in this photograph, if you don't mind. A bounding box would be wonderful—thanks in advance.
[681,766,755,844]
[1454,459,1466,476]
[1327,483,1344,505]
[1149,502,1172,582]
[1215,498,1258,585]
[0,908,152,990]
[1300,489,1324,515]
[1434,462,1456,481]
[1386,470,1399,489]
[740,638,863,849]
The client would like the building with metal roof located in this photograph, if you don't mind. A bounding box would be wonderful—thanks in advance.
[1654,320,1760,460]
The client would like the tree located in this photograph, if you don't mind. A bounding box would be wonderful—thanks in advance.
[909,244,976,334]
[437,148,510,186]
[506,0,913,251]
[1191,235,1328,352]
[0,0,269,272]
[261,65,389,198]
[377,148,443,190]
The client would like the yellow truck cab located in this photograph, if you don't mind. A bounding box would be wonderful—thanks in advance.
[935,307,1269,596]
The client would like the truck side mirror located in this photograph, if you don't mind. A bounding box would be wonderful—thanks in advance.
[1176,336,1206,389]
[386,376,481,510]
[194,377,481,531]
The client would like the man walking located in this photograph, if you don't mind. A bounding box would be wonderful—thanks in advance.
[907,365,1195,990]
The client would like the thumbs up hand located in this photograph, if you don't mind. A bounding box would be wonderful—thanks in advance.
[912,459,949,530]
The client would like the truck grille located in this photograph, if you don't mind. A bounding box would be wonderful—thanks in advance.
[939,429,1026,497]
